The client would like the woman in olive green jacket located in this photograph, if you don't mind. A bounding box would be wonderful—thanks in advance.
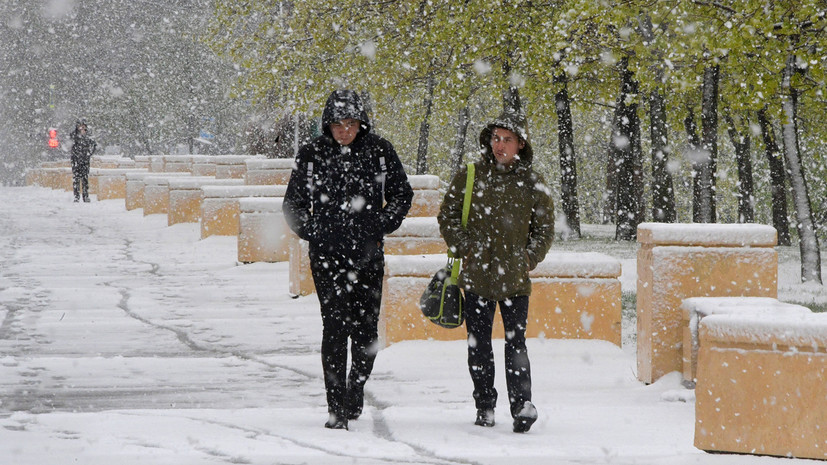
[438,109,554,433]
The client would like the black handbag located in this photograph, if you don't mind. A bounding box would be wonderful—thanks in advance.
[419,162,475,329]
[419,257,464,328]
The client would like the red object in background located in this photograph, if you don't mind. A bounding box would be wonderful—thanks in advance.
[48,128,59,148]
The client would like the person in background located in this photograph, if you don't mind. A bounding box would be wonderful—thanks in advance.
[70,120,97,203]
[283,90,413,430]
[438,108,554,433]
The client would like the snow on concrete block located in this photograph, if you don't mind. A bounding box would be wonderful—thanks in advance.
[93,168,148,200]
[200,185,286,238]
[407,174,441,190]
[244,158,294,185]
[695,311,827,460]
[133,155,151,169]
[143,175,187,215]
[49,167,73,191]
[149,155,165,173]
[213,155,260,179]
[91,155,132,169]
[638,222,777,247]
[531,252,622,279]
[636,223,778,384]
[407,175,442,217]
[680,296,812,383]
[125,172,191,211]
[190,155,217,177]
[385,217,445,255]
[168,178,243,225]
[25,168,43,187]
[288,235,312,297]
[380,252,622,346]
[238,197,289,263]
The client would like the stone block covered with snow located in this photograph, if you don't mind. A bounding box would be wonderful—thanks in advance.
[694,309,827,460]
[244,158,294,186]
[167,178,244,226]
[213,155,260,180]
[636,222,778,384]
[238,197,289,263]
[200,185,286,238]
[125,172,192,211]
[379,252,622,346]
[385,217,445,255]
[406,174,442,217]
[288,216,449,297]
[190,155,217,177]
[92,168,148,200]
[680,297,811,383]
[143,174,193,216]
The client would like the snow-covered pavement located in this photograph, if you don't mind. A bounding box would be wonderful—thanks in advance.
[0,186,817,464]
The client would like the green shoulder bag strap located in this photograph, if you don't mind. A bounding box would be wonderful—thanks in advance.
[448,162,475,281]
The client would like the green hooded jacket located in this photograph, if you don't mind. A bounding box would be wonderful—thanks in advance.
[438,110,554,301]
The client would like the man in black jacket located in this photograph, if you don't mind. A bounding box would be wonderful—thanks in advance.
[70,120,97,202]
[283,90,413,430]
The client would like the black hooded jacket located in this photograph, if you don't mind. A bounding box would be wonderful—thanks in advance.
[70,125,97,171]
[283,90,414,260]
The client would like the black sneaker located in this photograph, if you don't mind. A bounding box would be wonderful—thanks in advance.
[324,413,348,430]
[474,408,495,427]
[83,197,90,203]
[512,401,538,433]
[74,198,79,203]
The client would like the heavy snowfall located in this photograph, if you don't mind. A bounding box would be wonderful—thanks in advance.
[2,1,827,463]
[2,186,825,464]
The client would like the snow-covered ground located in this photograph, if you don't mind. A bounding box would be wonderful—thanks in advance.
[0,186,823,465]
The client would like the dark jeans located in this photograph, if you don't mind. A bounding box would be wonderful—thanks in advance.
[464,291,531,416]
[309,248,384,416]
[72,167,89,200]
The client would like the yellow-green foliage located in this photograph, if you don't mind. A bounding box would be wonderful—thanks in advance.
[205,0,827,228]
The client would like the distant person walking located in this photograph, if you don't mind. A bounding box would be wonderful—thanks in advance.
[438,108,554,433]
[283,90,413,430]
[70,120,97,202]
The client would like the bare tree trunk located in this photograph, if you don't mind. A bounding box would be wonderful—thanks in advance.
[757,107,792,245]
[698,65,720,223]
[632,104,644,225]
[359,90,374,132]
[415,76,435,175]
[187,114,196,154]
[649,88,676,222]
[503,85,522,116]
[450,106,470,176]
[638,13,675,223]
[603,108,619,225]
[725,113,755,223]
[614,58,642,241]
[684,107,703,222]
[781,55,822,283]
[555,74,581,239]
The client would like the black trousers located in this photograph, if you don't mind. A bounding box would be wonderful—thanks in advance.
[72,166,89,200]
[309,248,384,416]
[464,291,532,416]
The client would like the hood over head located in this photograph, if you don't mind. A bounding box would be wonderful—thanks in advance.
[321,90,371,137]
[73,119,89,136]
[479,108,533,166]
